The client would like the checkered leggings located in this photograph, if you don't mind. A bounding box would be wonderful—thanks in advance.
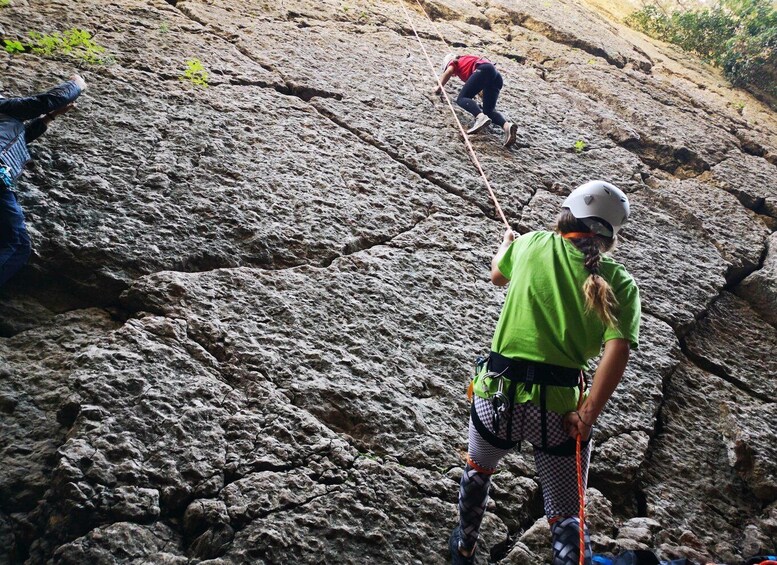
[457,396,592,551]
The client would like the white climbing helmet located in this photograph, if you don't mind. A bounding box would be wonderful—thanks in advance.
[562,180,630,237]
[440,53,456,76]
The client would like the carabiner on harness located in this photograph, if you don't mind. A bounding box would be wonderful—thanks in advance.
[489,371,510,433]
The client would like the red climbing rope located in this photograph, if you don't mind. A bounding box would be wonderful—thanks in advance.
[576,378,587,565]
[576,435,586,565]
[398,0,511,229]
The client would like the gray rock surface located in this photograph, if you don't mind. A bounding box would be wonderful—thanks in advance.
[737,232,777,326]
[0,0,775,563]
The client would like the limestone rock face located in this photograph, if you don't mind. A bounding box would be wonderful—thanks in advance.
[736,232,777,326]
[0,0,775,564]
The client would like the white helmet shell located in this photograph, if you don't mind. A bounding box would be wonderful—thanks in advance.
[562,180,630,237]
[440,53,456,76]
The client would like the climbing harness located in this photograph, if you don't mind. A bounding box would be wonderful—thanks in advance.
[469,352,590,565]
[470,353,589,455]
[398,0,510,229]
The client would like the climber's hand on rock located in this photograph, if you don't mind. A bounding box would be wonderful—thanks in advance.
[70,74,87,92]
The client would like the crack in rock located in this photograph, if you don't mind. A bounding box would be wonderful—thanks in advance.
[619,137,711,179]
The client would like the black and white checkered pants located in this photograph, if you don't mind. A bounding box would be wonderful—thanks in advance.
[457,396,592,549]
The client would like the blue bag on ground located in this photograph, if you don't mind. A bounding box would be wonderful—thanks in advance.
[605,550,697,565]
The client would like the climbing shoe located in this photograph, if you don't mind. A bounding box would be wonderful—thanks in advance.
[449,526,476,565]
[466,113,491,134]
[503,122,518,147]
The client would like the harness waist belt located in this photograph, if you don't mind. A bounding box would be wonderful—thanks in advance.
[487,351,580,388]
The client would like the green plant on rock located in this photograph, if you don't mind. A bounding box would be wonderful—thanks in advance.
[0,0,11,7]
[26,28,107,64]
[160,22,170,34]
[3,39,24,53]
[27,31,61,56]
[181,58,209,87]
[573,139,587,153]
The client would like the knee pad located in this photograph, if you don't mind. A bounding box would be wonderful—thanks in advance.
[551,516,591,565]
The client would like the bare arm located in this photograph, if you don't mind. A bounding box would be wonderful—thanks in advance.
[564,338,630,440]
[433,65,456,95]
[490,229,514,286]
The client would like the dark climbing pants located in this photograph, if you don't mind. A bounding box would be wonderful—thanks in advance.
[456,396,592,564]
[0,188,31,287]
[456,63,507,127]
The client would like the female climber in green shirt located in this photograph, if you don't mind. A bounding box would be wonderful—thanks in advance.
[449,180,641,565]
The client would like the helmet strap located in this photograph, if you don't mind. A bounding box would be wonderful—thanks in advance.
[562,232,596,239]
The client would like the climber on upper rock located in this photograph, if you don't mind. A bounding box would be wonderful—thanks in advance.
[0,74,86,288]
[449,181,641,565]
[435,53,518,148]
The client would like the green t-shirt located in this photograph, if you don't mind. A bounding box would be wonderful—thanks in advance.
[479,231,641,413]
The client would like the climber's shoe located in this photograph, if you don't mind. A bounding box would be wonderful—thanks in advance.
[503,122,518,147]
[449,526,476,565]
[466,113,491,134]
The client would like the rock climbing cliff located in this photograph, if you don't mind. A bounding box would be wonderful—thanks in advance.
[0,0,775,563]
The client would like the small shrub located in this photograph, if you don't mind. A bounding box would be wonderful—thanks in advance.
[27,30,62,56]
[0,0,11,7]
[26,28,107,64]
[573,139,587,153]
[626,1,777,108]
[181,58,209,87]
[160,22,170,34]
[3,39,24,53]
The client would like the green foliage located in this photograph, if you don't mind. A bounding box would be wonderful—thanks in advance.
[3,39,24,53]
[0,0,11,7]
[26,28,107,64]
[573,139,587,153]
[625,5,673,40]
[160,22,170,34]
[181,58,209,87]
[625,0,777,108]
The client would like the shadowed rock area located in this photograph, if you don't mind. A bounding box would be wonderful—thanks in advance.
[0,0,775,563]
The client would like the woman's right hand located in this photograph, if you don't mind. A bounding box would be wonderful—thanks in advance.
[563,411,593,441]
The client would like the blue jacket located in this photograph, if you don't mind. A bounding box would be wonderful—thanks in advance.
[0,80,82,184]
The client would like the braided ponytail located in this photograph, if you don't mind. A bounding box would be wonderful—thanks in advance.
[556,209,619,327]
